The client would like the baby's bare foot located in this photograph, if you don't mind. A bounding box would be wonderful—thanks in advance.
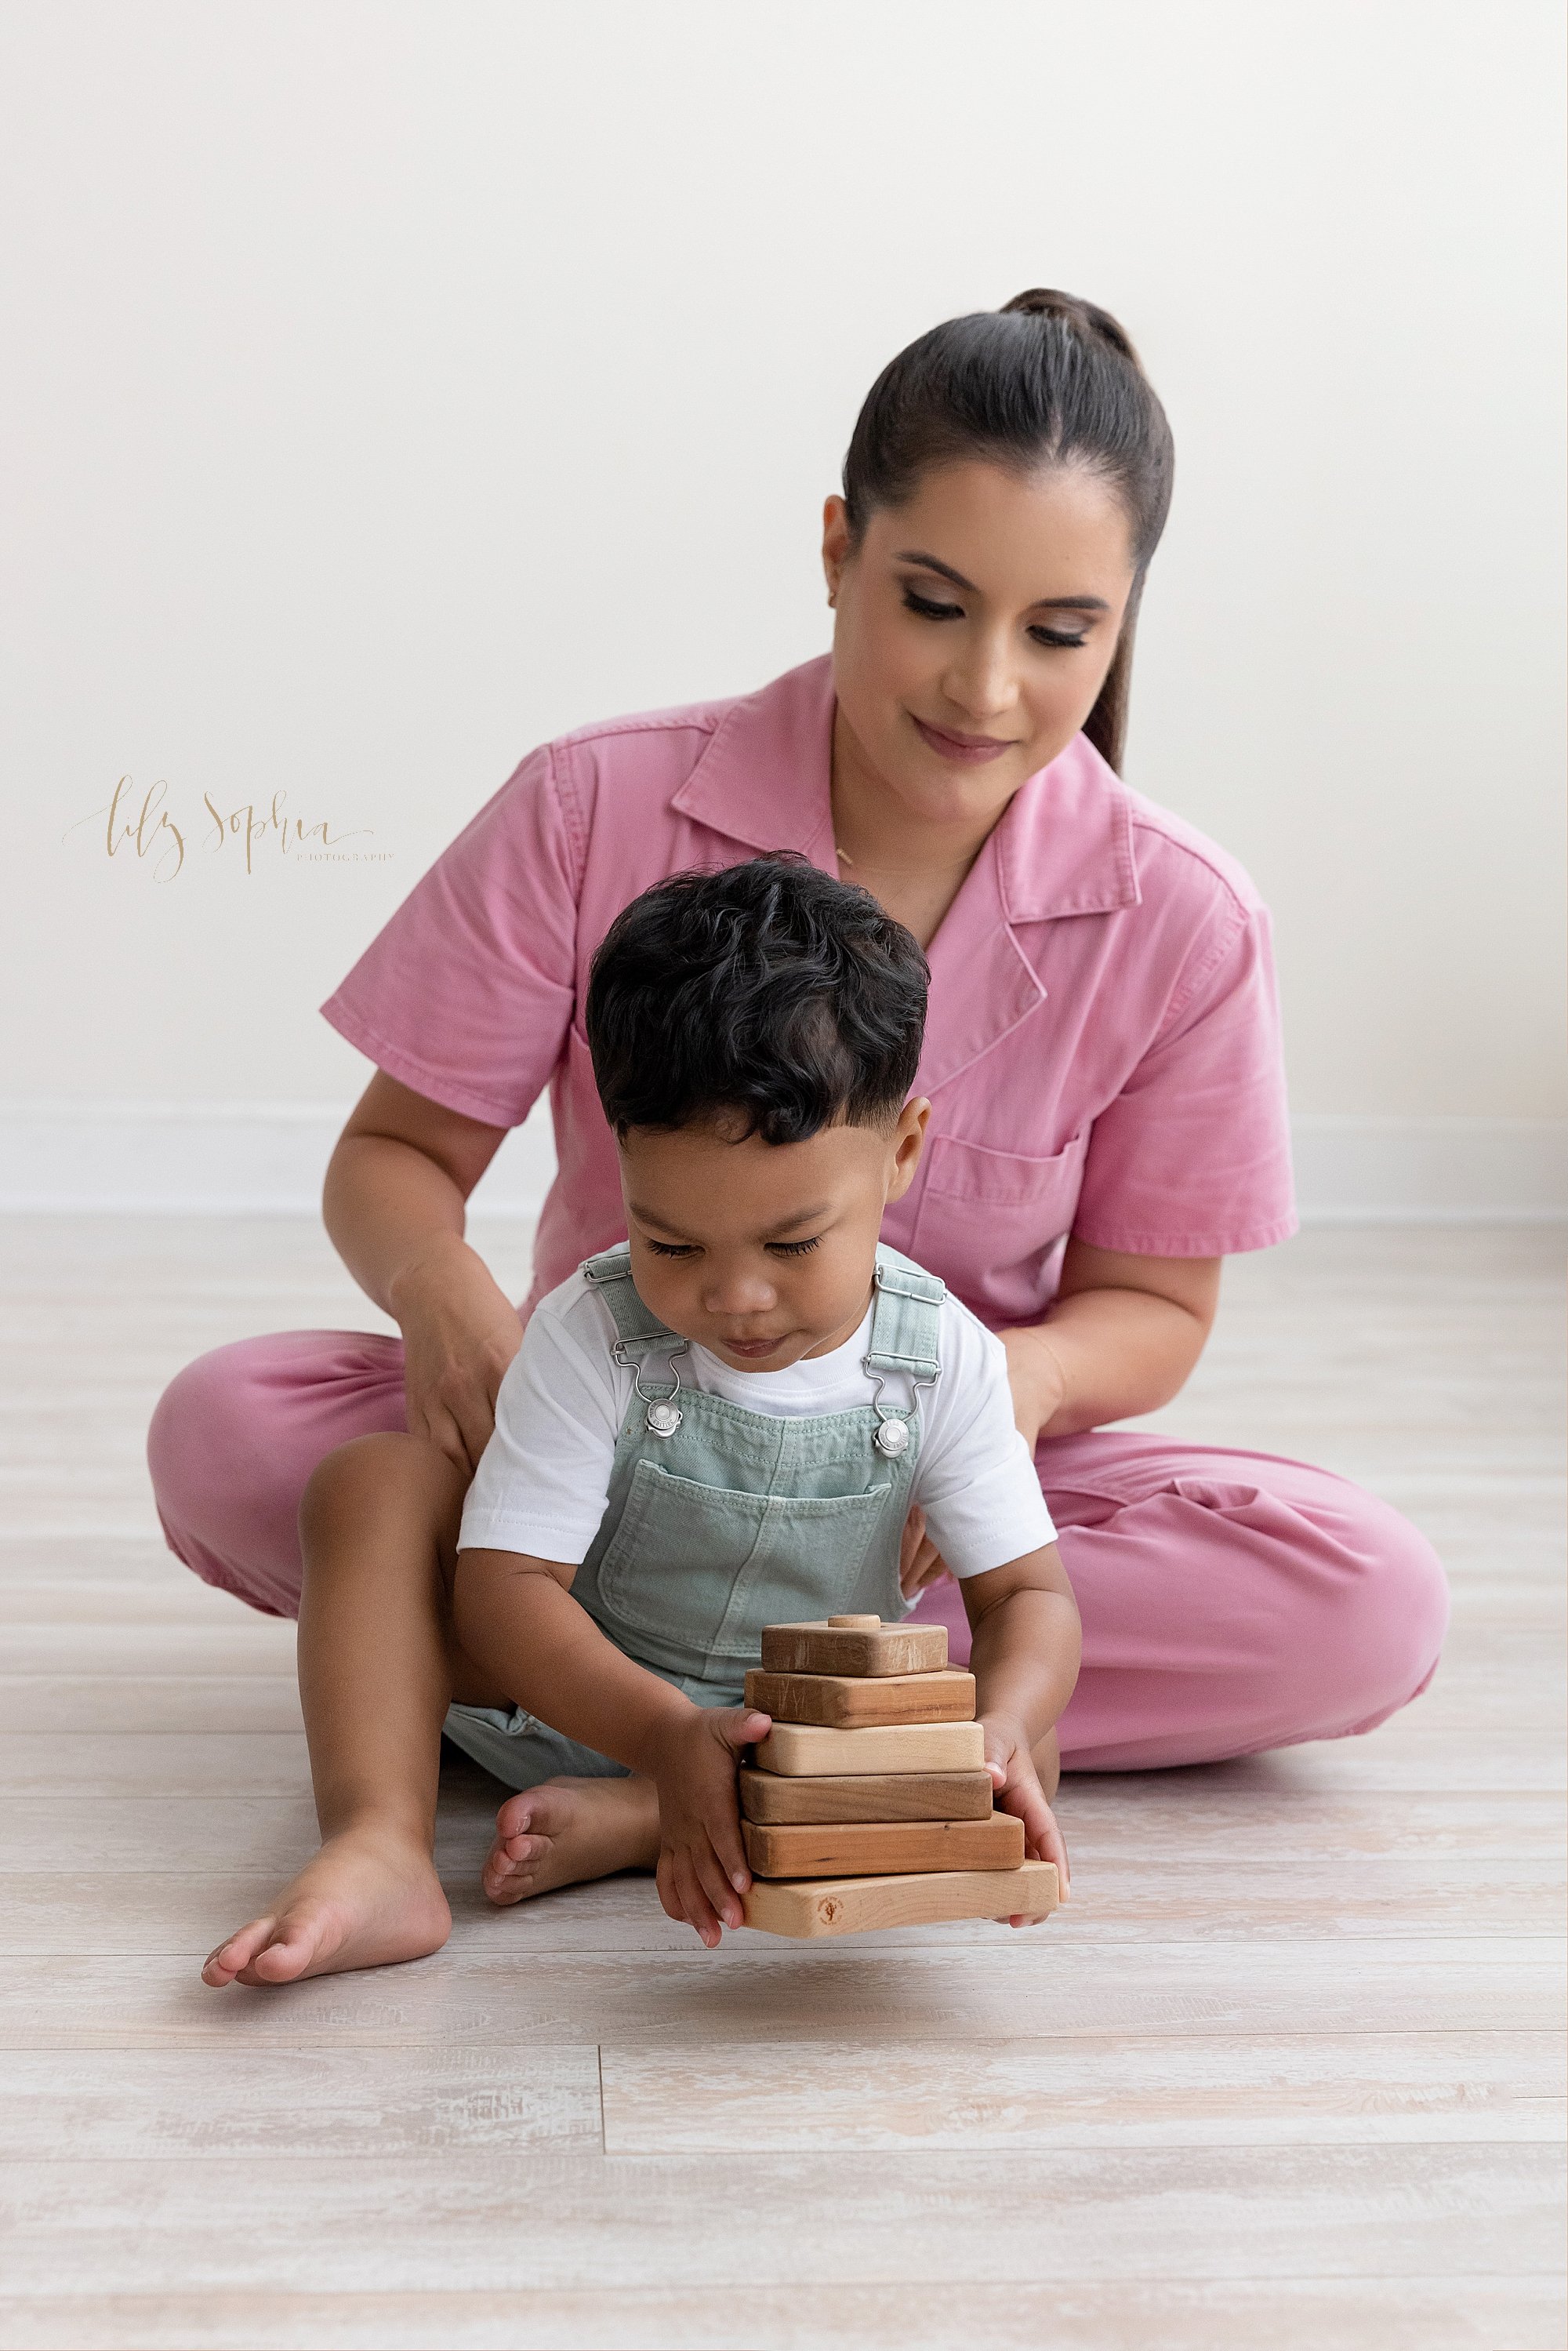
[482,1774,660,1906]
[201,1823,451,1989]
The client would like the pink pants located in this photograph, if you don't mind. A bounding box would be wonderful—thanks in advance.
[145,1327,1449,1771]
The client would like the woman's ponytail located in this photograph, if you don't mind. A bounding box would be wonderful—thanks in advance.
[999,285,1142,365]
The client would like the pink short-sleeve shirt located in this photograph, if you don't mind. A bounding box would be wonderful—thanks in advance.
[321,655,1296,1328]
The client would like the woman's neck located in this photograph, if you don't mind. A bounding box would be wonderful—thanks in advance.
[829,706,1010,952]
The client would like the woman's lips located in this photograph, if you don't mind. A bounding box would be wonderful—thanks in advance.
[912,715,1017,765]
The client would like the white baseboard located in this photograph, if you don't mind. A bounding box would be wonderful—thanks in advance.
[1288,1114,1568,1223]
[0,1101,1563,1223]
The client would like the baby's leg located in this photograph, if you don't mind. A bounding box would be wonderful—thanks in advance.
[202,1431,477,1989]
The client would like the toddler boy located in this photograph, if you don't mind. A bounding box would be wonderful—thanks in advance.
[203,857,1078,1986]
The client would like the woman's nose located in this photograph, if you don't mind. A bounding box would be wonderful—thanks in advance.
[942,633,1018,723]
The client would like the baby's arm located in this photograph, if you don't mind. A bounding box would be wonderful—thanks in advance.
[452,1547,770,1943]
[961,1543,1082,1908]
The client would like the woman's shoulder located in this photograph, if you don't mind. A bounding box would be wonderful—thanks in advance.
[1009,733,1269,947]
[481,688,733,852]
[1120,776,1268,924]
[546,656,827,776]
[506,656,833,853]
[549,685,738,764]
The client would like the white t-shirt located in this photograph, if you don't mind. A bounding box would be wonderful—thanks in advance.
[459,1263,1056,1578]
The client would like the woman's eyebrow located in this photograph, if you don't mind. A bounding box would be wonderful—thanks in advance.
[893,548,1109,612]
[895,547,978,590]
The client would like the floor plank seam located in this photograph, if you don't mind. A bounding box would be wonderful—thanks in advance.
[5,2027,1563,2048]
[3,2142,1560,2166]
[593,2027,1568,2039]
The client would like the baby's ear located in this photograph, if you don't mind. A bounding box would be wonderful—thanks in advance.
[886,1096,931,1199]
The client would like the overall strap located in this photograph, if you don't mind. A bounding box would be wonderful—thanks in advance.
[864,1247,946,1383]
[579,1247,688,1392]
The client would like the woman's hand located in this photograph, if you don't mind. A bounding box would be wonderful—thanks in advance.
[387,1233,527,1477]
[996,1245,1221,1441]
[998,1325,1069,1451]
[898,1501,951,1597]
[981,1710,1070,1927]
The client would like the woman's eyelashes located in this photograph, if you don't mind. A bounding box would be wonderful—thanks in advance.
[900,585,1088,650]
[902,585,964,623]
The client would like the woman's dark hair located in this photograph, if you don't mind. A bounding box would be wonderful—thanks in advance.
[586,856,929,1146]
[841,289,1174,772]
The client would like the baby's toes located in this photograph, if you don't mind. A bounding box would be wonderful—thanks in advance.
[485,1849,538,1887]
[485,1826,550,1881]
[201,1917,276,1987]
[493,1794,535,1844]
[499,1829,550,1866]
[243,1916,321,1984]
[483,1836,546,1905]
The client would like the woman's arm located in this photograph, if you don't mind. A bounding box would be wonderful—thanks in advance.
[898,1242,1218,1600]
[1000,1237,1221,1446]
[322,1070,530,1473]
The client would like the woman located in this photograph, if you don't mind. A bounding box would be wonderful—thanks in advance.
[148,289,1447,1774]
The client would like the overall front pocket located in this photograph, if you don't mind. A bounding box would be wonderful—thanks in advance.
[590,1459,895,1666]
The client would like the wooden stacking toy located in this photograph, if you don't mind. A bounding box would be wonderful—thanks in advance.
[738,1614,1058,1939]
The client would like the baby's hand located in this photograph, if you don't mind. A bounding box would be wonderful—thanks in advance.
[981,1713,1070,1928]
[647,1705,771,1949]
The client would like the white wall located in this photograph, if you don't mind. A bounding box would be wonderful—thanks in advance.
[2,2,1563,1211]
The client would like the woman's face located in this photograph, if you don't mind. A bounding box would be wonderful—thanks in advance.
[823,457,1139,821]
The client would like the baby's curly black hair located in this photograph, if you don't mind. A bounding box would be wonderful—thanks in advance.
[585,855,929,1145]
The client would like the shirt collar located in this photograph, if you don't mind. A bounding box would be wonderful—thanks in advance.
[669,654,838,855]
[670,652,1142,922]
[993,732,1142,923]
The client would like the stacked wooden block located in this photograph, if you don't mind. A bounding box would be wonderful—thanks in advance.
[738,1614,1058,1939]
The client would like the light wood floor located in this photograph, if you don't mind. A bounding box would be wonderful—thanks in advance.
[0,1216,1562,2351]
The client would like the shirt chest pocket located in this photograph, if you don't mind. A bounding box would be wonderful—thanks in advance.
[912,1129,1091,1321]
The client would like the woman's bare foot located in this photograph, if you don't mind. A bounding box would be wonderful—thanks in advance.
[201,1822,451,1988]
[482,1774,660,1906]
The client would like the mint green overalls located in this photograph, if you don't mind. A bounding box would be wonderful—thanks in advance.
[442,1241,947,1791]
